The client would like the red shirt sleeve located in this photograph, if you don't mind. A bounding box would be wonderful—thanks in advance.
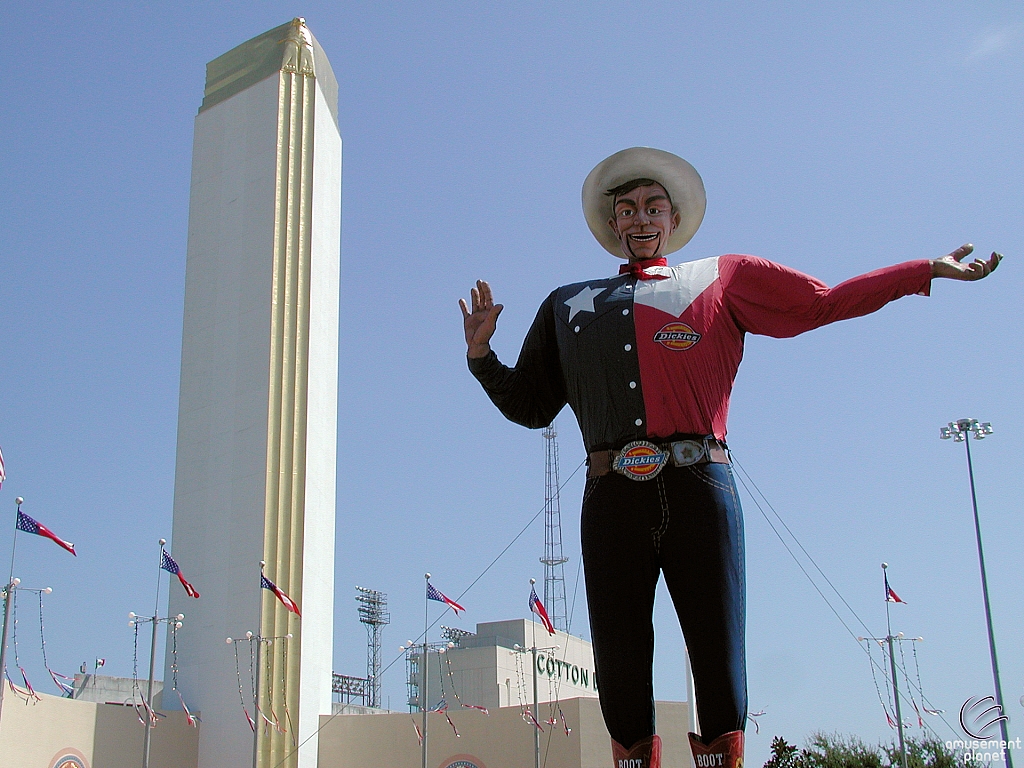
[719,255,932,338]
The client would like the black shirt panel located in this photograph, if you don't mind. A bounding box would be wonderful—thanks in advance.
[469,276,650,452]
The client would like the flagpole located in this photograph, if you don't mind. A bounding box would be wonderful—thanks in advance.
[7,499,22,586]
[0,576,20,727]
[530,579,540,768]
[141,539,167,768]
[882,563,908,768]
[422,573,431,768]
[254,560,266,768]
[0,498,26,727]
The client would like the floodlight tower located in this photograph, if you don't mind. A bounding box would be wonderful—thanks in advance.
[355,586,389,708]
[940,418,1011,763]
[541,424,568,631]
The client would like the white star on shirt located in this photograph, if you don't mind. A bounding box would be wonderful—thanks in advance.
[564,285,606,323]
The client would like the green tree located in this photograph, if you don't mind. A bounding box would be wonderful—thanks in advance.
[764,737,800,768]
[762,733,970,768]
[798,733,885,768]
[881,737,967,768]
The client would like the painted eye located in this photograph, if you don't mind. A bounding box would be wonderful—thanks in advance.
[618,208,634,218]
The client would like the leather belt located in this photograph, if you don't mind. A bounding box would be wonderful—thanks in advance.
[587,437,729,481]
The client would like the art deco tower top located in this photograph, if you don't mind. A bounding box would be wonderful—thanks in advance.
[200,18,339,129]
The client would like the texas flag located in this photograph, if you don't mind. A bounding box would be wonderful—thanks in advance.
[16,509,76,556]
[426,582,465,615]
[261,573,300,616]
[161,551,200,598]
[884,574,905,604]
[529,586,555,635]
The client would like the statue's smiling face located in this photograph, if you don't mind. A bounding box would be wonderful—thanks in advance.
[608,182,680,262]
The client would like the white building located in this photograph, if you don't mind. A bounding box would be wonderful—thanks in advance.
[166,19,341,768]
[413,619,599,713]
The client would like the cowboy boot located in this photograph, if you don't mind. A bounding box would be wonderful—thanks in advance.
[612,734,662,768]
[688,730,744,768]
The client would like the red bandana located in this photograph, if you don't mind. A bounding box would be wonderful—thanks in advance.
[619,257,669,280]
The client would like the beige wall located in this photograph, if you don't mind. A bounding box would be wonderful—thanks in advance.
[0,692,693,768]
[317,698,692,768]
[0,691,198,768]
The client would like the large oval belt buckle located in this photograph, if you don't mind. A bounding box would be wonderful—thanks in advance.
[613,441,668,481]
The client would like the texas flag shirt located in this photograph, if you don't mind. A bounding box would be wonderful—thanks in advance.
[469,255,932,452]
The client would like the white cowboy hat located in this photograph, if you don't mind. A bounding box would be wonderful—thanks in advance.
[582,147,706,258]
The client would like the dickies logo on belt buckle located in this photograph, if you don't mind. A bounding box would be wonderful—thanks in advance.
[670,439,706,467]
[613,441,668,481]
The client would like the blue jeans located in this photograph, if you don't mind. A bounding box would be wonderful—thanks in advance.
[581,461,747,747]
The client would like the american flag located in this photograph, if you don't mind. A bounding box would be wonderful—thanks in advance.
[16,509,76,556]
[261,573,300,616]
[0,445,5,489]
[426,583,464,614]
[529,586,555,635]
[161,551,200,598]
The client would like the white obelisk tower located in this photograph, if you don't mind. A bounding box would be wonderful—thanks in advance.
[166,19,340,768]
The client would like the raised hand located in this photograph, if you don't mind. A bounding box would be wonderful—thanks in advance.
[931,244,1002,281]
[459,280,504,358]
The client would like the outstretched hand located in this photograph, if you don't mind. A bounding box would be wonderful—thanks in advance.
[459,280,503,359]
[931,244,1002,281]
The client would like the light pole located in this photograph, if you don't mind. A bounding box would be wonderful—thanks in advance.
[514,580,560,768]
[399,636,454,768]
[398,634,430,768]
[0,581,53,731]
[130,609,183,768]
[0,497,27,725]
[224,629,292,768]
[131,539,185,768]
[940,418,1011,760]
[881,563,908,768]
[0,575,24,728]
[422,573,430,768]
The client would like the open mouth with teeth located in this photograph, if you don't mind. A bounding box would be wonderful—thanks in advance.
[630,233,659,242]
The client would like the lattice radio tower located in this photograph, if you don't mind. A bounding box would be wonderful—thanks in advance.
[541,423,569,631]
[355,586,389,708]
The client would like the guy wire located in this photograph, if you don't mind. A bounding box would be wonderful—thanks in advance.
[731,454,955,740]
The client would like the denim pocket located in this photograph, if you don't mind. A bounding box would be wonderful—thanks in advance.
[686,463,735,493]
[582,475,603,506]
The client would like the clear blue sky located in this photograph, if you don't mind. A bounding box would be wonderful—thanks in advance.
[1,2,1022,764]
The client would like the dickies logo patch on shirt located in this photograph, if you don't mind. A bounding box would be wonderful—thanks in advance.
[654,322,702,350]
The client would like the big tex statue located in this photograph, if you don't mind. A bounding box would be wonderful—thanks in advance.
[460,148,1000,768]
